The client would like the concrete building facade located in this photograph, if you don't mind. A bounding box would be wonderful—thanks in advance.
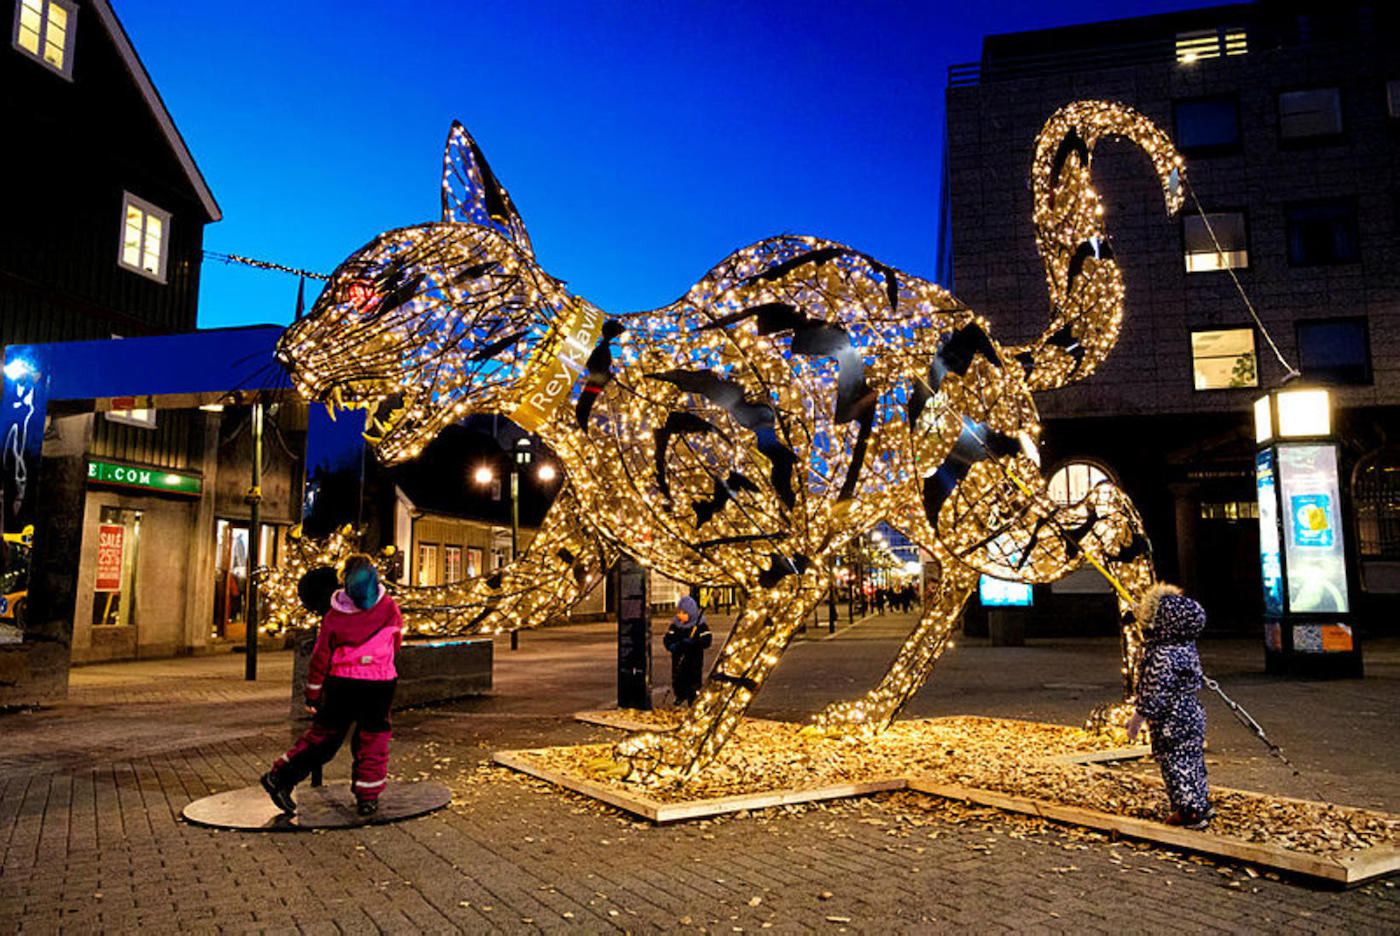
[943,1,1399,632]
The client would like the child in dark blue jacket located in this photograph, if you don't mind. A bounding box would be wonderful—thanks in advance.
[1127,584,1213,829]
[662,595,712,706]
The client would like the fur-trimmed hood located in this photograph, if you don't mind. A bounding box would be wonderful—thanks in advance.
[330,584,387,614]
[1136,583,1205,645]
[676,595,704,627]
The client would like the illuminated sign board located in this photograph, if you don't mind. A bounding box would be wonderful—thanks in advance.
[1255,449,1283,616]
[1276,443,1348,615]
[86,460,202,497]
[979,575,1032,607]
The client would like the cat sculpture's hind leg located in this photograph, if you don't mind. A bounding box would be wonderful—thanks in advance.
[1065,479,1157,730]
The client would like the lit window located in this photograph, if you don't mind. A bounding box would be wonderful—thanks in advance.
[118,192,171,282]
[1199,501,1260,520]
[1387,80,1400,119]
[416,543,439,586]
[1047,462,1109,506]
[12,0,76,80]
[1175,27,1247,64]
[1174,97,1239,153]
[1286,199,1358,265]
[1279,88,1342,139]
[1184,212,1248,272]
[1296,318,1370,386]
[105,408,157,429]
[102,357,158,427]
[1191,328,1257,390]
[467,546,484,577]
[444,545,463,583]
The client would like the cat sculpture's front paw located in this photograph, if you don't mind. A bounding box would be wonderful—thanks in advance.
[614,730,687,784]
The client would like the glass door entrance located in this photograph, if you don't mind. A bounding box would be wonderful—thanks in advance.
[213,519,250,639]
[212,520,280,640]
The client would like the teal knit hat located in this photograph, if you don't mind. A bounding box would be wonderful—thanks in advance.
[344,561,380,611]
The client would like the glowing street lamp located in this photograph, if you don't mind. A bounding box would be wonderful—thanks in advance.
[474,438,553,650]
[1254,387,1331,444]
[1253,385,1361,676]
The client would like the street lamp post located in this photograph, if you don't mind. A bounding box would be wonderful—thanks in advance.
[1253,385,1362,677]
[475,437,558,651]
[507,439,532,650]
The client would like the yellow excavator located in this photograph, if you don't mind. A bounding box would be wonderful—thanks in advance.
[0,525,33,633]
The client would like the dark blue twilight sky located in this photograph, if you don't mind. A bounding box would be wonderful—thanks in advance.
[114,0,1213,329]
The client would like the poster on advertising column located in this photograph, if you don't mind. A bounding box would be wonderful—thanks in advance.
[1255,448,1283,617]
[96,523,124,592]
[1277,443,1349,615]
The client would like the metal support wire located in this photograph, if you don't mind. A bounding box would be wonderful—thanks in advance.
[1183,181,1300,380]
[1202,675,1324,800]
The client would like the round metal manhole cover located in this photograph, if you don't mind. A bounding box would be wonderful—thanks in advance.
[182,780,451,831]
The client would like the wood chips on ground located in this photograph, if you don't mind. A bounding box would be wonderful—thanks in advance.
[515,715,1397,858]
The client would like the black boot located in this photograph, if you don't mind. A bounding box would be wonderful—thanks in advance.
[356,799,379,817]
[260,771,296,814]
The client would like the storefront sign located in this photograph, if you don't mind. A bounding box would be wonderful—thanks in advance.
[87,459,201,497]
[95,524,124,591]
[1276,443,1349,615]
[1255,449,1283,616]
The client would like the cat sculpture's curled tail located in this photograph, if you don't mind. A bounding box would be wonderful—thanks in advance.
[1011,101,1185,392]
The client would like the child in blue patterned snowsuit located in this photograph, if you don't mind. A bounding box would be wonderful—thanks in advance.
[1127,584,1213,829]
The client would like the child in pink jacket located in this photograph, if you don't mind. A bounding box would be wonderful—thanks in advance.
[262,554,403,816]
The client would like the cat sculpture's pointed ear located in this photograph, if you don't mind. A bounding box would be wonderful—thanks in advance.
[440,120,535,259]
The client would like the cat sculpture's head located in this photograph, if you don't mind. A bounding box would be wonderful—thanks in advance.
[276,122,603,463]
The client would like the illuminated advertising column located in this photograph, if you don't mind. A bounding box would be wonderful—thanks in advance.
[1254,388,1362,677]
[979,574,1032,647]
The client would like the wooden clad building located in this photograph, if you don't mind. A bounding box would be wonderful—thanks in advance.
[0,2,313,674]
[2,0,220,349]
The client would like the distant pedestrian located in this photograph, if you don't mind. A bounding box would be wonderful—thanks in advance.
[662,595,712,706]
[1127,583,1213,829]
[262,554,403,817]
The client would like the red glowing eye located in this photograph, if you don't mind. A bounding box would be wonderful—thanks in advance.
[344,281,381,310]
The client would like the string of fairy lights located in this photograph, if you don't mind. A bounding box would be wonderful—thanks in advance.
[203,250,329,281]
[267,102,1185,782]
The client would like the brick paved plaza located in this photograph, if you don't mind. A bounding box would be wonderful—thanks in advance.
[2,613,1397,933]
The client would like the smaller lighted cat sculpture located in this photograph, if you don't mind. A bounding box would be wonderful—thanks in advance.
[276,101,1185,781]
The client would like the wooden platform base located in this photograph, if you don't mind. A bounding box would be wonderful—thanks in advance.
[573,709,789,734]
[182,780,451,831]
[496,748,904,823]
[492,717,1399,887]
[907,778,1399,888]
[573,710,677,733]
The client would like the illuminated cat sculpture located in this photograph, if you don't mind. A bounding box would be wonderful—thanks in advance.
[277,101,1184,781]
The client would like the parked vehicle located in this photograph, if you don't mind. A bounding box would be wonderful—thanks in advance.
[0,526,34,633]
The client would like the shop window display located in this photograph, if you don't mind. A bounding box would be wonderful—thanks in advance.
[94,506,141,628]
